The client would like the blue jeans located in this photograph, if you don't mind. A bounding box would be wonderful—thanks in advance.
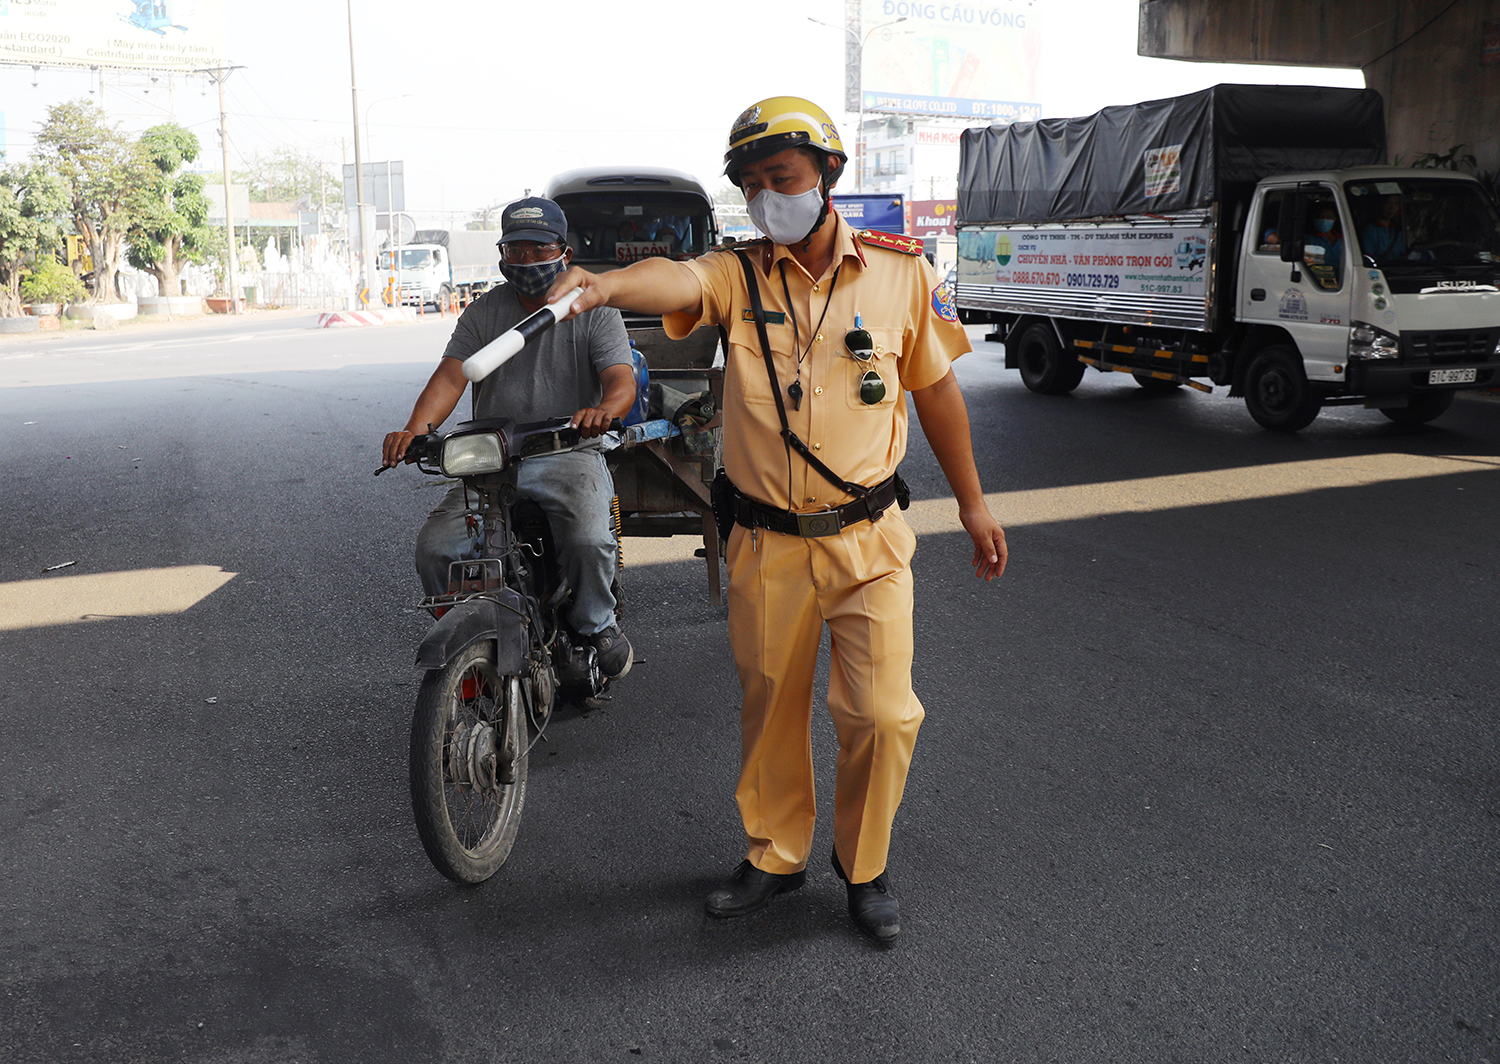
[414,449,619,636]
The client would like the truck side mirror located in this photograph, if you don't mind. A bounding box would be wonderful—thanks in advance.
[1277,195,1306,264]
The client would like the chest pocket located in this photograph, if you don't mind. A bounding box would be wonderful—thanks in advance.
[844,326,902,410]
[726,318,791,407]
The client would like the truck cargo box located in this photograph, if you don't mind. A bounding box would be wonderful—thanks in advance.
[957,84,1386,226]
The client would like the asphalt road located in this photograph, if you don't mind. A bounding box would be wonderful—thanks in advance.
[2,312,1497,1063]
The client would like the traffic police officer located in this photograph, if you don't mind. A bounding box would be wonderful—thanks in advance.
[546,97,1007,941]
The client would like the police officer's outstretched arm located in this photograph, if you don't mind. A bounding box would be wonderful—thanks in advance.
[546,257,703,320]
[910,370,1008,581]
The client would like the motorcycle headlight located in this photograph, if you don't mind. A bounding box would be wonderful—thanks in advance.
[441,432,509,476]
[1348,322,1401,360]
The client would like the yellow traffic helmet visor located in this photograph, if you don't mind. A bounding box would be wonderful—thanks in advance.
[724,97,847,188]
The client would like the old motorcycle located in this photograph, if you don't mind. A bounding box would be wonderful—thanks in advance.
[397,413,635,883]
[385,287,671,883]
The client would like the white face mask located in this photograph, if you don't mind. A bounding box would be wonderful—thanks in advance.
[746,185,824,245]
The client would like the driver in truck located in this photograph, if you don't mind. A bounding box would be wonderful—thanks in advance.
[381,196,639,679]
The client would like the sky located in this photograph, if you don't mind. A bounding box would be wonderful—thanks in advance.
[0,0,1365,223]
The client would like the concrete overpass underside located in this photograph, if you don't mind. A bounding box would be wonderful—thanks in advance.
[1138,0,1500,178]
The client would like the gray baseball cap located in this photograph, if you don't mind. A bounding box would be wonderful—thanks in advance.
[499,197,568,245]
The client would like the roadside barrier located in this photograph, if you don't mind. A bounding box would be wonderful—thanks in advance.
[317,308,418,328]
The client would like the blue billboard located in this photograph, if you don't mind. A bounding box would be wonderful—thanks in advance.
[832,194,906,234]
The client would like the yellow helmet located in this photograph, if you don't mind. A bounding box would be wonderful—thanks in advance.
[723,96,847,188]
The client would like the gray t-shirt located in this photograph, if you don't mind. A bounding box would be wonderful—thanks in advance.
[442,284,632,424]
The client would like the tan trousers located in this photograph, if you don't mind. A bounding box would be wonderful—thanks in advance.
[725,511,925,885]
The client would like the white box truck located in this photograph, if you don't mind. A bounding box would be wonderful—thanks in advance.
[956,85,1500,430]
[377,229,505,309]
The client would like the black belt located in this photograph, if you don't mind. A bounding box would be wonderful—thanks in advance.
[733,475,899,538]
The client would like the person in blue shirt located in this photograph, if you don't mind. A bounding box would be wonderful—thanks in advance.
[1359,194,1406,262]
[1303,204,1345,288]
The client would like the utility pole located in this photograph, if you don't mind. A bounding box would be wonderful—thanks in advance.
[347,0,374,306]
[211,66,242,314]
[808,16,906,193]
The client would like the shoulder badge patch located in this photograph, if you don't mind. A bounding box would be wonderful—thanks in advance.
[930,277,954,319]
[858,229,923,256]
[932,283,958,322]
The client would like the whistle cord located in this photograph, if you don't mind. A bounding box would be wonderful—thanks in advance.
[779,259,841,409]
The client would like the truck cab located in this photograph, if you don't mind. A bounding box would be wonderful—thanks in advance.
[377,243,448,309]
[1236,168,1500,423]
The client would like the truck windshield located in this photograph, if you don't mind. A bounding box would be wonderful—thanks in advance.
[378,248,434,270]
[553,191,712,264]
[1345,178,1500,269]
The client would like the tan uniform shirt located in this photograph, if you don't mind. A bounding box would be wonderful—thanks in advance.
[664,212,970,512]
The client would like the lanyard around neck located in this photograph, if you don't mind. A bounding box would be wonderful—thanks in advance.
[778,259,841,370]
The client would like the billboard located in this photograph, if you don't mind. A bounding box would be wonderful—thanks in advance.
[832,194,905,234]
[0,0,225,72]
[909,199,958,236]
[341,161,405,215]
[854,0,1040,121]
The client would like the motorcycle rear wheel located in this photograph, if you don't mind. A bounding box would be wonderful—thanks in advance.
[409,643,528,883]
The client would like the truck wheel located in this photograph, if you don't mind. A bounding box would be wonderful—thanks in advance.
[1017,323,1083,395]
[435,284,452,311]
[1244,346,1323,432]
[1380,391,1454,426]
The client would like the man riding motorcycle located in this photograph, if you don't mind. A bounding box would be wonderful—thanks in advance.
[381,196,637,678]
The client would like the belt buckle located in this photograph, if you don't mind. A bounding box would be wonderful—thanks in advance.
[795,509,840,537]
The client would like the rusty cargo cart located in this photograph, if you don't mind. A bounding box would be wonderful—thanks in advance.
[609,321,725,604]
[544,164,728,602]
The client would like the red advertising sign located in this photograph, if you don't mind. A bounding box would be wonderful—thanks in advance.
[910,199,959,237]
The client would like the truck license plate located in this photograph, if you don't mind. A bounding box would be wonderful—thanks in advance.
[1428,368,1476,384]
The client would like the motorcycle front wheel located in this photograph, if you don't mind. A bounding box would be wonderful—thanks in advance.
[409,642,528,883]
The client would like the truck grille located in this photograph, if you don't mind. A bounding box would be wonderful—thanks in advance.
[1402,328,1500,366]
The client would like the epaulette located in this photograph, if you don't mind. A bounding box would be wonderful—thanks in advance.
[857,229,923,256]
[720,236,773,270]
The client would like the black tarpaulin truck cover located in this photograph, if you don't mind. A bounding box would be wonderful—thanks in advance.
[957,84,1386,226]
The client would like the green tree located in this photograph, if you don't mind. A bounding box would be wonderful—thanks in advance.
[0,161,69,317]
[34,100,147,304]
[126,124,220,297]
[237,146,341,207]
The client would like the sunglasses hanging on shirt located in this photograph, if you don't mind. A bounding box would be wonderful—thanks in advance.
[845,324,886,405]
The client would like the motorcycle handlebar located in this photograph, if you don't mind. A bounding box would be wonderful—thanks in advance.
[462,286,584,383]
[374,420,622,477]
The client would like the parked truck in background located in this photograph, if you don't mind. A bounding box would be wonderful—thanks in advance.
[955,85,1500,430]
[376,229,505,309]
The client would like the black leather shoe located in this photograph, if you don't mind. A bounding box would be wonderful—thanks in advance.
[704,859,806,918]
[831,850,900,941]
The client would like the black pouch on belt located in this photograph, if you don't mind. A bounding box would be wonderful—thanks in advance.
[710,467,736,542]
[894,470,911,510]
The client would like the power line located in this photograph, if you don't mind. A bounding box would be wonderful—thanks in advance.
[206,110,722,136]
[1360,0,1464,69]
